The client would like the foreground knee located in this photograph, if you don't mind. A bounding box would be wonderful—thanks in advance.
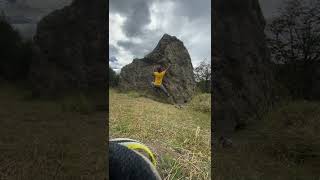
[109,139,161,180]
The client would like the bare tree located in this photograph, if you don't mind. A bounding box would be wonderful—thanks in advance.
[194,59,211,93]
[267,0,320,64]
[266,0,320,99]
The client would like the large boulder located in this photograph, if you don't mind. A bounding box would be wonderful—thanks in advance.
[119,34,196,104]
[213,0,275,137]
[29,0,107,96]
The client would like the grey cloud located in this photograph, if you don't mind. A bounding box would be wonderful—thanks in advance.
[109,44,119,57]
[7,15,33,24]
[172,0,210,20]
[109,56,118,63]
[0,0,15,7]
[117,40,149,58]
[109,56,122,70]
[110,0,211,68]
[122,1,150,37]
[110,0,152,37]
[117,30,164,58]
[117,40,135,50]
[2,0,16,4]
[2,0,72,38]
[259,0,283,18]
[109,0,151,15]
[110,0,210,38]
[259,0,314,19]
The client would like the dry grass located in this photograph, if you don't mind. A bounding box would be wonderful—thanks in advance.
[188,93,211,113]
[109,89,211,180]
[213,100,320,180]
[0,84,107,179]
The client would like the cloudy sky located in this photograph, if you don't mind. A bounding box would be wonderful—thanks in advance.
[109,0,211,72]
[1,0,293,71]
[259,0,314,19]
[0,0,72,39]
[259,0,283,19]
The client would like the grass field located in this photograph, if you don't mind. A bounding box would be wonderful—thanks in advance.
[0,83,107,179]
[109,89,211,180]
[213,100,320,180]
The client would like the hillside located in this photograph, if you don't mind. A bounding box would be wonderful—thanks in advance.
[109,89,211,179]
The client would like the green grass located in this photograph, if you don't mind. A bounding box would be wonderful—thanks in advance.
[0,84,106,179]
[214,100,320,180]
[109,89,211,180]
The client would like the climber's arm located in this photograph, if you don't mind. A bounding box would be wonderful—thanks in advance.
[152,66,156,76]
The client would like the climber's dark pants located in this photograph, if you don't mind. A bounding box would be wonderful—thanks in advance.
[150,82,170,97]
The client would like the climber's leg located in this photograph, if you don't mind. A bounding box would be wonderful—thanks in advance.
[159,84,170,97]
[150,82,160,93]
[150,81,155,88]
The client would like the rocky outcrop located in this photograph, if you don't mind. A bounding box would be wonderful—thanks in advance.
[29,0,107,96]
[119,34,196,104]
[213,0,275,137]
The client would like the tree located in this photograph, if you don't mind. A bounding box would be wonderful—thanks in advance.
[267,0,320,64]
[194,59,211,93]
[109,67,119,87]
[266,0,320,99]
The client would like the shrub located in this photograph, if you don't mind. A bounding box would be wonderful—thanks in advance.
[188,93,211,113]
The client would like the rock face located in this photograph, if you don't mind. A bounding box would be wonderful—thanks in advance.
[213,0,275,137]
[29,0,107,96]
[119,34,196,104]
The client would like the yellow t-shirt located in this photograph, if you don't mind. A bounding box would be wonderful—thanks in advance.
[153,71,166,86]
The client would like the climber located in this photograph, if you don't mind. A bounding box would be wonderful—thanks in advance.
[109,138,162,180]
[150,64,171,97]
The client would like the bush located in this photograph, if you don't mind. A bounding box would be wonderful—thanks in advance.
[196,80,211,93]
[188,93,211,113]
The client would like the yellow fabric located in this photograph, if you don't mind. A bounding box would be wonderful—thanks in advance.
[153,71,166,86]
[126,143,157,166]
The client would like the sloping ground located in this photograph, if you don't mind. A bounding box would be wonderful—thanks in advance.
[0,84,106,179]
[214,101,320,180]
[109,89,211,179]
